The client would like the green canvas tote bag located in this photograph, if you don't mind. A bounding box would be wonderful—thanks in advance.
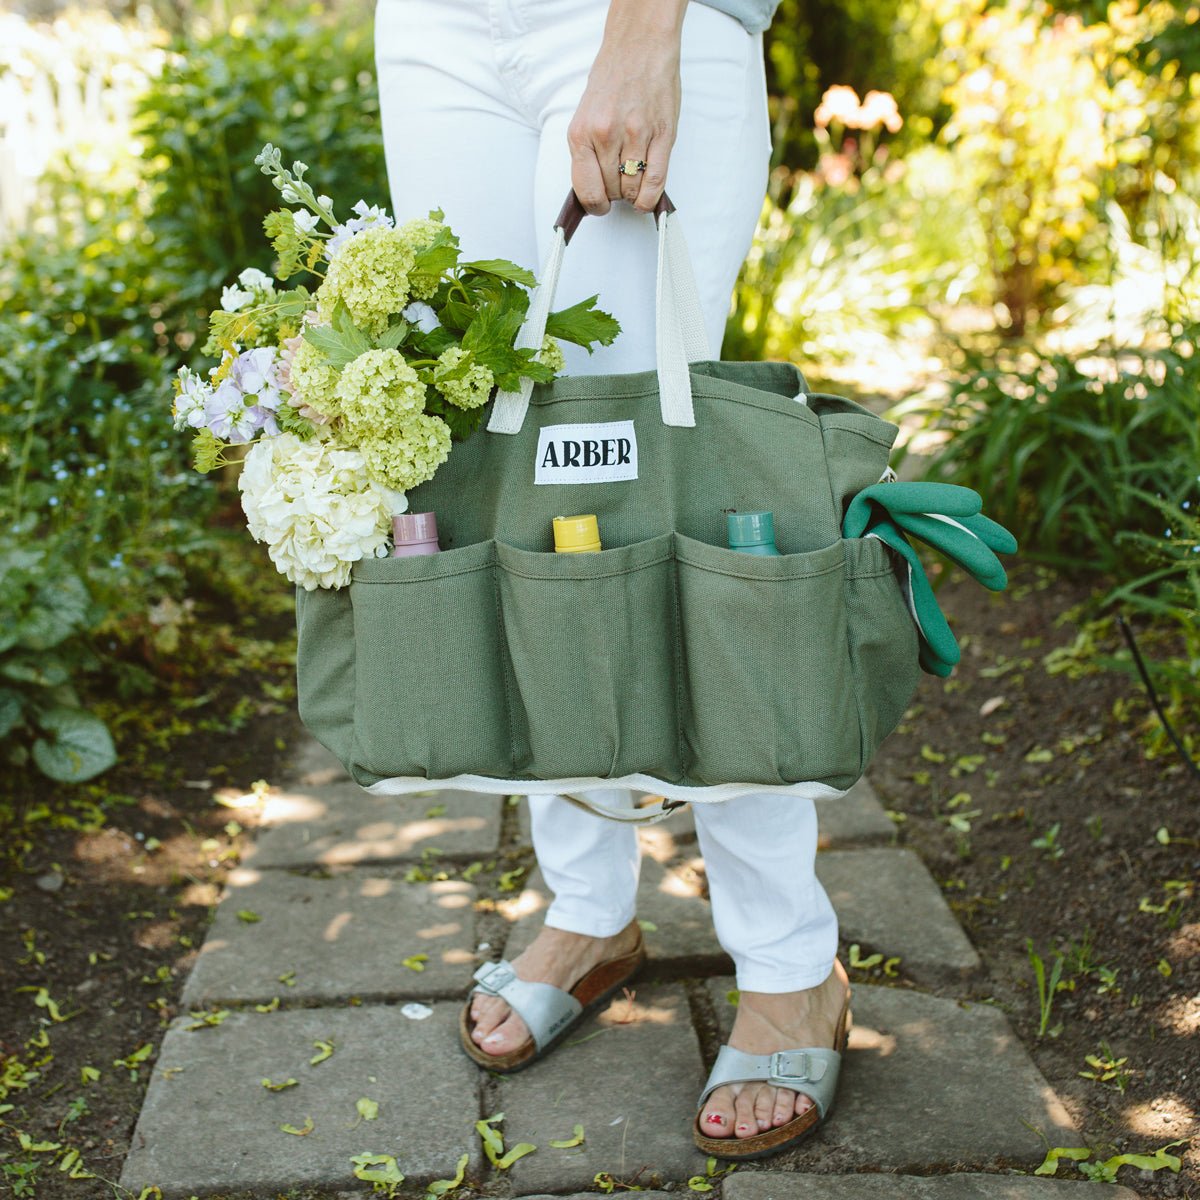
[294,193,921,811]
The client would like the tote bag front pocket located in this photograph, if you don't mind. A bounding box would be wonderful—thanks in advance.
[674,534,861,788]
[497,533,679,781]
[348,540,513,780]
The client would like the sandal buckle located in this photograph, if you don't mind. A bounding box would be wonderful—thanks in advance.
[768,1050,814,1084]
[474,961,516,992]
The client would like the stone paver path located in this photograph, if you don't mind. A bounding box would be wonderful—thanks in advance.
[121,738,1087,1199]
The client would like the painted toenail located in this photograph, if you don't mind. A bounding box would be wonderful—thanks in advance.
[482,1032,503,1045]
[736,1123,751,1133]
[704,1113,724,1126]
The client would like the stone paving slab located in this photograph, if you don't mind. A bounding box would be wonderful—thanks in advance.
[118,1003,483,1198]
[244,784,502,867]
[708,981,1075,1171]
[722,1174,1137,1199]
[496,983,708,1193]
[817,779,897,846]
[181,870,476,1005]
[817,848,981,978]
[501,860,733,975]
[290,736,350,787]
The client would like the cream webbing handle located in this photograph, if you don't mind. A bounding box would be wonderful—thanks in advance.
[486,191,709,435]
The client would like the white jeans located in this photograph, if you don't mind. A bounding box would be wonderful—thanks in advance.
[375,0,838,991]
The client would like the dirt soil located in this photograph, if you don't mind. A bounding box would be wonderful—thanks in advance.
[1,558,1196,1199]
[868,557,1199,1197]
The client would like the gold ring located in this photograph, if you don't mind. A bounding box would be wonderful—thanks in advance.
[619,158,648,176]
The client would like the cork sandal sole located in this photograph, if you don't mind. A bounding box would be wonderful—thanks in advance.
[459,929,646,1074]
[693,988,852,1161]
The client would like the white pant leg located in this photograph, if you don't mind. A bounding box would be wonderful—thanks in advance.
[520,2,773,936]
[693,795,838,992]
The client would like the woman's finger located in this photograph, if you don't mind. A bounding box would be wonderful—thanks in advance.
[568,127,611,214]
[617,144,650,205]
[630,137,670,213]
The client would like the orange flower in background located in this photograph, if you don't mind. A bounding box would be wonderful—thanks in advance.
[814,84,863,129]
[814,84,903,133]
[859,90,903,133]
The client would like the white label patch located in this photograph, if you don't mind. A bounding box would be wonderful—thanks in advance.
[534,420,638,485]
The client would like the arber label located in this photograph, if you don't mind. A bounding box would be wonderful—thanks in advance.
[534,420,638,485]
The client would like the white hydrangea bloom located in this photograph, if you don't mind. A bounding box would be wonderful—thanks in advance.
[238,432,396,591]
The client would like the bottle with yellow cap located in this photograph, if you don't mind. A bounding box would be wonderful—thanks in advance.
[553,514,602,553]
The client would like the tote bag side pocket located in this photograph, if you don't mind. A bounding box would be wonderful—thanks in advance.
[295,584,359,775]
[348,540,513,780]
[842,536,922,774]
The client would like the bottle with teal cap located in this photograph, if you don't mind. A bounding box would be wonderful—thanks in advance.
[727,511,781,556]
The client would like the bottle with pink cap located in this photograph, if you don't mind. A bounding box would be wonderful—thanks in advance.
[391,512,441,557]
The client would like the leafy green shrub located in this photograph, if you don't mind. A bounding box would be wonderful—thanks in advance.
[889,324,1200,578]
[0,531,115,782]
[134,2,384,344]
[1105,488,1200,759]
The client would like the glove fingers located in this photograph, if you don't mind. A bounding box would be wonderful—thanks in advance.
[891,510,1008,591]
[959,511,1018,556]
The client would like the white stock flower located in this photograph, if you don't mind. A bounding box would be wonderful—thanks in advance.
[238,431,394,591]
[293,210,321,234]
[172,366,211,431]
[326,199,395,259]
[220,284,254,312]
[237,267,276,292]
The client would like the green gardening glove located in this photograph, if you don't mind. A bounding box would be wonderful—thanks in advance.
[862,518,960,676]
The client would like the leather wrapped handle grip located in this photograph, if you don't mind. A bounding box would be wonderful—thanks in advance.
[554,189,676,245]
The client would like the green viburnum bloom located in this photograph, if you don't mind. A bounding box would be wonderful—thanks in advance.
[288,336,341,417]
[433,345,495,410]
[358,412,452,492]
[335,348,427,427]
[315,225,421,336]
[536,334,566,374]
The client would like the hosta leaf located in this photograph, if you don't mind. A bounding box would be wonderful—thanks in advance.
[32,707,116,782]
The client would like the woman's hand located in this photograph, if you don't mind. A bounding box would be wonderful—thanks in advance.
[567,0,688,215]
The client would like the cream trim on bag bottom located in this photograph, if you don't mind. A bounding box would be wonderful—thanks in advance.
[362,772,853,825]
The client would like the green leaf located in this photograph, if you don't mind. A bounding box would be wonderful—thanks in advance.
[375,320,410,351]
[19,573,90,650]
[1035,1146,1091,1176]
[545,295,621,348]
[549,1124,585,1148]
[276,403,316,438]
[32,707,116,782]
[496,1142,536,1169]
[351,1152,405,1187]
[280,1116,314,1136]
[261,1077,298,1091]
[356,1097,379,1120]
[401,954,429,972]
[331,299,373,356]
[461,258,538,287]
[0,687,23,738]
[310,1039,335,1064]
[425,1151,469,1197]
[687,1178,714,1192]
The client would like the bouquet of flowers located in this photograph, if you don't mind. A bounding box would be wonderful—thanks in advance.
[171,144,619,590]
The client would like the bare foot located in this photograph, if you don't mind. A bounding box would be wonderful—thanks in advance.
[468,921,643,1056]
[697,959,851,1139]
